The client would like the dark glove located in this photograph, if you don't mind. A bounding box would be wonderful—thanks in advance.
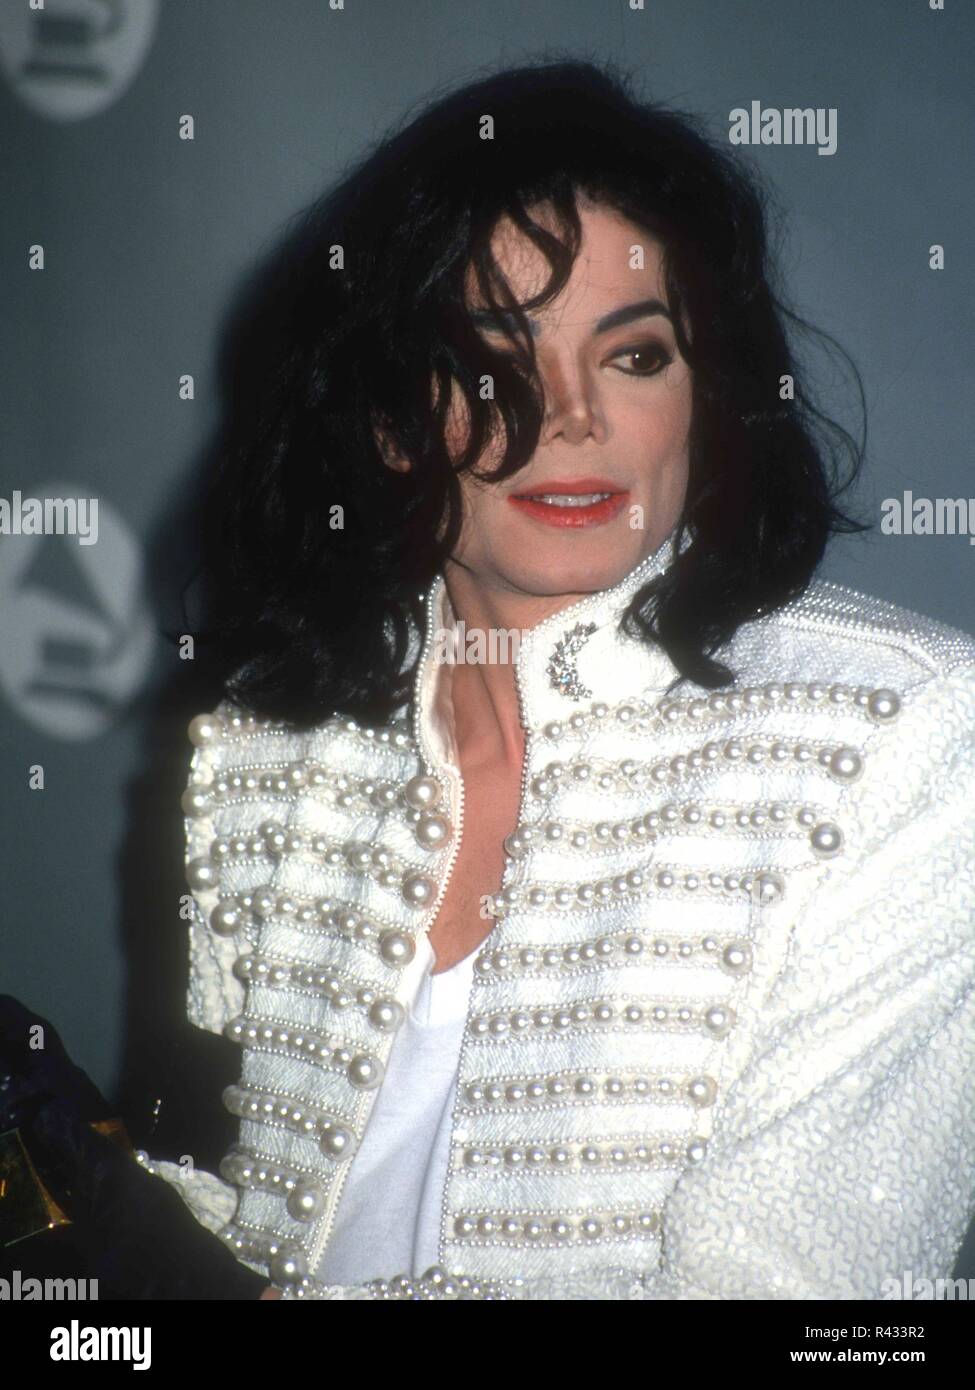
[24,1098,269,1299]
[0,995,268,1300]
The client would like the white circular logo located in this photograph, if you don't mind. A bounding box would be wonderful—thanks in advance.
[0,0,159,122]
[0,482,155,740]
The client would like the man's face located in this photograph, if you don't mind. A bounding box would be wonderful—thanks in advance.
[442,199,693,603]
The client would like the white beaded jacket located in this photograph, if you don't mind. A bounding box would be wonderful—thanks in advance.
[145,528,975,1300]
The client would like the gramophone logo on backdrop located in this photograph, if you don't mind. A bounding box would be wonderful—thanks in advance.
[0,483,154,740]
[0,0,159,122]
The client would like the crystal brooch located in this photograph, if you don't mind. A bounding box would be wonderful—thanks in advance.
[546,622,598,700]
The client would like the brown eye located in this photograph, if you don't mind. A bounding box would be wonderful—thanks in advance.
[612,344,672,376]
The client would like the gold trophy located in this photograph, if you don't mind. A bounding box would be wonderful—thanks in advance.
[0,1120,132,1248]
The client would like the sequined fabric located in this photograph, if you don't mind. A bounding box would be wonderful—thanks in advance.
[151,528,975,1299]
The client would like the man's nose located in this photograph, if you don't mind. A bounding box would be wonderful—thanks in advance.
[538,356,607,446]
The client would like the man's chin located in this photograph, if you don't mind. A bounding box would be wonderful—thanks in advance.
[495,555,645,600]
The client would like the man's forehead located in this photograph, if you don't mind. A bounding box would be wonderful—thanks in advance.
[462,245,666,318]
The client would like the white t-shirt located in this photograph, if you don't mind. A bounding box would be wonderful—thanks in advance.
[315,933,476,1284]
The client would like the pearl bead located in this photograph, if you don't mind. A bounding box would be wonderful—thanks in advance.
[186,857,218,890]
[721,941,752,974]
[705,1005,736,1037]
[828,746,863,781]
[181,785,210,816]
[287,1181,325,1221]
[403,775,441,810]
[753,871,784,904]
[810,821,844,857]
[187,713,221,746]
[347,1054,383,1089]
[368,998,405,1031]
[319,1125,353,1158]
[415,814,451,849]
[210,901,242,936]
[866,688,900,722]
[269,1249,307,1284]
[687,1075,718,1106]
[401,873,436,907]
[222,1084,244,1113]
[503,831,529,858]
[218,1152,242,1182]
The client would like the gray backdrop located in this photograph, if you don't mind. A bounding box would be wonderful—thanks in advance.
[2,0,973,1275]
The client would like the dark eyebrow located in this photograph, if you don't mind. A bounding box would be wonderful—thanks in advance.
[594,298,673,333]
[468,297,673,338]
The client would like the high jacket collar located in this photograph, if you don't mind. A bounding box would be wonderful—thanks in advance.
[410,523,693,774]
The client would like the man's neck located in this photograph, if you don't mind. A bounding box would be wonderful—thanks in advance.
[441,562,585,771]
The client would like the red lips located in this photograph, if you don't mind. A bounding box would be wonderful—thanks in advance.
[507,479,630,529]
[510,477,622,497]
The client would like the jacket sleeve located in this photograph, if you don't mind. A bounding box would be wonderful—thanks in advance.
[631,660,975,1301]
[153,666,975,1301]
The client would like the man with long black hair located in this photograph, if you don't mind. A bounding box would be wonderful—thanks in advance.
[4,59,974,1301]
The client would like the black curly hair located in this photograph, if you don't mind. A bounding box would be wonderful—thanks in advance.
[188,57,868,728]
